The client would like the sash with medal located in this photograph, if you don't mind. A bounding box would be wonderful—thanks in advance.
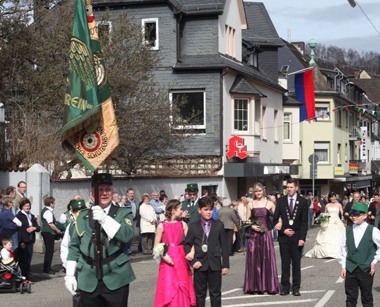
[286,202,298,226]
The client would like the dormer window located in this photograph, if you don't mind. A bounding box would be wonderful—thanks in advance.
[142,18,159,50]
[280,65,289,73]
[249,52,258,67]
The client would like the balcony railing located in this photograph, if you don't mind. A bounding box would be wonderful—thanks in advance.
[349,126,361,139]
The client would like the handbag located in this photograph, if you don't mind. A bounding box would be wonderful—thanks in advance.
[244,228,251,238]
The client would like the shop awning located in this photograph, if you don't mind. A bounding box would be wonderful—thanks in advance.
[224,162,292,177]
[355,179,371,189]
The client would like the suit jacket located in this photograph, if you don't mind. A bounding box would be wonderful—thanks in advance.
[67,205,136,292]
[273,194,308,243]
[184,219,229,271]
[374,203,380,229]
[182,199,201,224]
[217,207,240,230]
[17,212,40,244]
[344,202,354,226]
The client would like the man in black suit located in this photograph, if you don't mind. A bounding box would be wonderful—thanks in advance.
[274,178,308,296]
[343,191,360,226]
[368,193,379,226]
[185,197,229,307]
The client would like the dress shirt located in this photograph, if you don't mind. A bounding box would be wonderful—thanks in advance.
[338,222,380,269]
[190,198,199,207]
[201,218,212,231]
[43,206,54,223]
[149,199,164,217]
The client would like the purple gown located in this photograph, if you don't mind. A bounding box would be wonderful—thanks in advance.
[244,207,280,294]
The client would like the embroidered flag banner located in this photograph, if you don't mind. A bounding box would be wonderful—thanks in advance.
[61,0,119,171]
[294,70,316,122]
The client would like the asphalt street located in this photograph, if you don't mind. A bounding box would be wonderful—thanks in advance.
[1,225,380,306]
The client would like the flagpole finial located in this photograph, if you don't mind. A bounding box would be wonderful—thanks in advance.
[308,39,317,65]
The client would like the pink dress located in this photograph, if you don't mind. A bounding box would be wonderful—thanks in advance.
[154,221,196,307]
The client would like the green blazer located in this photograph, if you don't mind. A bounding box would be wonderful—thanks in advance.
[67,205,136,292]
[182,199,201,225]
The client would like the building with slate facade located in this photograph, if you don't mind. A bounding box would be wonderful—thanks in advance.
[91,0,297,199]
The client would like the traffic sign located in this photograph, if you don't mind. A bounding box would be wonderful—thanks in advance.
[310,164,317,178]
[308,153,319,165]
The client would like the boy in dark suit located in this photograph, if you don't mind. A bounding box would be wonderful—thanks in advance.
[185,196,229,307]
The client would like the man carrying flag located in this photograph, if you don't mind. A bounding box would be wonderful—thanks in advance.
[62,0,135,306]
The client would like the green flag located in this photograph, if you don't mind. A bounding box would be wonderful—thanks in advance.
[62,0,119,171]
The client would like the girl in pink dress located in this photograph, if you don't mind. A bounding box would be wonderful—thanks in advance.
[154,200,196,307]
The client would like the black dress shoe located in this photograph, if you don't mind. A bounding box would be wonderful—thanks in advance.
[280,291,289,296]
[293,290,301,296]
[43,270,55,275]
[128,252,136,256]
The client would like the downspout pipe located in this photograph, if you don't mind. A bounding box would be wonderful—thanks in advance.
[176,13,183,63]
[212,68,229,174]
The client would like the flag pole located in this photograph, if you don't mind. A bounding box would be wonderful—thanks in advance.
[93,169,103,280]
[287,66,314,76]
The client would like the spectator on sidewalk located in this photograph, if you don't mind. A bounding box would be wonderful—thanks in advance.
[125,188,139,256]
[218,199,240,256]
[14,181,27,212]
[140,195,156,255]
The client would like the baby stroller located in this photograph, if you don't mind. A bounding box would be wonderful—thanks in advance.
[0,253,31,294]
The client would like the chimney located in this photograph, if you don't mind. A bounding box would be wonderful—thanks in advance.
[292,42,305,55]
[354,70,360,79]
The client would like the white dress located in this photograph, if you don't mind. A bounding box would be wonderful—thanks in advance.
[305,206,345,259]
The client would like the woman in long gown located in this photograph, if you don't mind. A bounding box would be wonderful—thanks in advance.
[305,192,345,259]
[154,200,196,307]
[244,183,280,294]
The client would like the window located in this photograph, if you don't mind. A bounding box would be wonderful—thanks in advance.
[337,143,341,165]
[142,18,159,50]
[345,110,348,128]
[249,52,258,67]
[234,99,248,132]
[280,65,289,73]
[314,142,329,163]
[345,143,348,162]
[255,100,261,135]
[96,21,112,42]
[274,110,279,141]
[262,106,267,139]
[315,103,329,120]
[170,91,205,129]
[225,25,236,57]
[336,110,341,126]
[284,113,291,141]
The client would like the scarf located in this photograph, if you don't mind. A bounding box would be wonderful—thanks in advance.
[21,210,33,227]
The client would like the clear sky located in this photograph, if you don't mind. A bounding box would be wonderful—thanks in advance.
[248,0,380,53]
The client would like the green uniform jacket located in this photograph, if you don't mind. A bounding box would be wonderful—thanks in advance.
[182,199,201,225]
[67,205,136,292]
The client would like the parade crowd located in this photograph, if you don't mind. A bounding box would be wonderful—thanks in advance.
[1,177,380,307]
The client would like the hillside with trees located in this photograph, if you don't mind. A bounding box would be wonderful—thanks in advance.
[305,43,380,77]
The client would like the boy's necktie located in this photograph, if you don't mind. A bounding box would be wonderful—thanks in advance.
[205,222,210,237]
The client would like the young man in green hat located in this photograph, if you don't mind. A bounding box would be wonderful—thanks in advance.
[181,183,201,224]
[338,202,380,307]
[64,173,136,307]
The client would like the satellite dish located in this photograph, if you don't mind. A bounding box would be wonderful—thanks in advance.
[347,0,356,8]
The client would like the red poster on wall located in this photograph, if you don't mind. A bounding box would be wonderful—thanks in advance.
[226,136,248,159]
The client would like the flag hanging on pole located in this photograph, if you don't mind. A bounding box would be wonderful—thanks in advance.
[294,70,316,122]
[61,0,119,171]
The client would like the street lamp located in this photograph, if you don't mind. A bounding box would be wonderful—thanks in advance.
[347,0,356,8]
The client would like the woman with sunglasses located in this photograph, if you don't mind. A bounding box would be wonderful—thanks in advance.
[305,192,344,259]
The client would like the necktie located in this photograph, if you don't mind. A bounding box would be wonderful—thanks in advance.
[191,201,194,207]
[289,198,294,215]
[205,222,210,237]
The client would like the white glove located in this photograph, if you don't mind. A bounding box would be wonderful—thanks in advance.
[92,206,107,224]
[64,260,77,296]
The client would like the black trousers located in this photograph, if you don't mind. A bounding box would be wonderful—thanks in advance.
[279,240,302,292]
[194,268,222,307]
[225,229,234,256]
[19,242,34,280]
[41,232,55,272]
[80,280,129,307]
[233,231,241,252]
[345,267,374,307]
